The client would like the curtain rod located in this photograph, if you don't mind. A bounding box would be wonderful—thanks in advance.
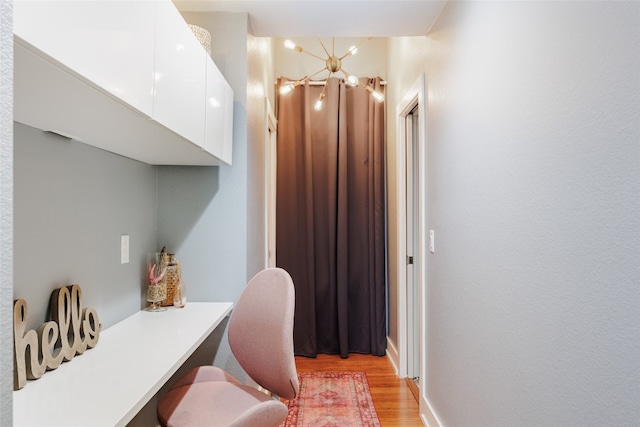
[279,79,387,86]
[309,79,387,86]
[305,80,387,86]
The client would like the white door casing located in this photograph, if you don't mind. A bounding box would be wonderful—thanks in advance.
[264,98,277,268]
[396,73,434,424]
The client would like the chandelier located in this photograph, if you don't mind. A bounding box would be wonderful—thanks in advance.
[279,37,385,111]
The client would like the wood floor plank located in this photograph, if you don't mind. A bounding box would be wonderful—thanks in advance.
[294,353,424,426]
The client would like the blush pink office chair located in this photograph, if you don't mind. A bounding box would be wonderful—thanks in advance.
[157,268,299,427]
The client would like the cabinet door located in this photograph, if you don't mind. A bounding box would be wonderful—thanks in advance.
[204,57,233,164]
[13,0,156,117]
[153,0,206,148]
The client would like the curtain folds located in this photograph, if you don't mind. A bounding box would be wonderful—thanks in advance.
[276,77,386,358]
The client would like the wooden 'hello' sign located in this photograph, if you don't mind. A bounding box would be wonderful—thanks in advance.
[14,284,101,390]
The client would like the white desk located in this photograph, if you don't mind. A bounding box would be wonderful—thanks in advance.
[13,302,233,427]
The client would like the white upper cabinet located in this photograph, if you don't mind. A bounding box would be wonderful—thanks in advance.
[205,57,234,164]
[13,0,233,166]
[14,0,156,117]
[154,1,207,149]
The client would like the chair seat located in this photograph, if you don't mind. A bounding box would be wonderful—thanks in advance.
[170,366,241,389]
[158,381,288,427]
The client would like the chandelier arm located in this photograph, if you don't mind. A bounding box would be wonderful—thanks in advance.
[340,67,355,79]
[340,67,359,86]
[318,80,328,99]
[338,36,373,60]
[353,36,374,50]
[357,36,373,46]
[282,66,328,89]
[299,49,326,62]
[290,77,306,87]
[318,38,331,58]
[307,67,330,81]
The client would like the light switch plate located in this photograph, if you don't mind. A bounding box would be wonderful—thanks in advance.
[121,234,130,264]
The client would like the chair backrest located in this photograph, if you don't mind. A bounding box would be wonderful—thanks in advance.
[228,268,299,400]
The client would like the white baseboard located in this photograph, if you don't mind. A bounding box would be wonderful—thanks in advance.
[386,337,400,376]
[421,394,443,427]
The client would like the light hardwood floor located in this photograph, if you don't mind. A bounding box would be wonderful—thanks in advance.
[294,353,424,426]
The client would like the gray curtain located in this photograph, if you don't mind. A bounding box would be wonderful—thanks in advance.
[276,77,386,358]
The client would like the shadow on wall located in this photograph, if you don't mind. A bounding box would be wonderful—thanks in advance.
[156,165,220,250]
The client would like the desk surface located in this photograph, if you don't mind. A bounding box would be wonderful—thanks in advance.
[13,302,233,427]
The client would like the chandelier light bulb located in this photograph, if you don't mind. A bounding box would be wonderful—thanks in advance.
[348,46,358,55]
[279,84,295,95]
[284,39,296,50]
[346,75,359,87]
[371,90,385,102]
[364,85,385,102]
[314,91,326,111]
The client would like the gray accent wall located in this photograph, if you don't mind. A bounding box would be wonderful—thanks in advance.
[389,1,639,425]
[14,123,157,331]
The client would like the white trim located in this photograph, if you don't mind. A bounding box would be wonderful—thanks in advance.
[386,337,400,376]
[421,394,443,427]
[264,97,277,269]
[395,96,410,379]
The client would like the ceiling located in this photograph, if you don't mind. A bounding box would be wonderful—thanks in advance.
[174,0,447,37]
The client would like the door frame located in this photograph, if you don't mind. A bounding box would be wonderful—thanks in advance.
[405,102,421,380]
[264,97,277,268]
[396,73,427,385]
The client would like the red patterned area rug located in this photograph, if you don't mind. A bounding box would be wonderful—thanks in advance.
[281,371,381,427]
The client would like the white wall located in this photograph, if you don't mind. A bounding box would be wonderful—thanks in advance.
[0,0,12,422]
[388,1,639,426]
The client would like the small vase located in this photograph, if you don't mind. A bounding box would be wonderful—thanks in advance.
[173,280,186,308]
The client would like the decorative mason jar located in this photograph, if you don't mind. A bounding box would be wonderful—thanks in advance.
[161,257,182,307]
[146,251,169,312]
